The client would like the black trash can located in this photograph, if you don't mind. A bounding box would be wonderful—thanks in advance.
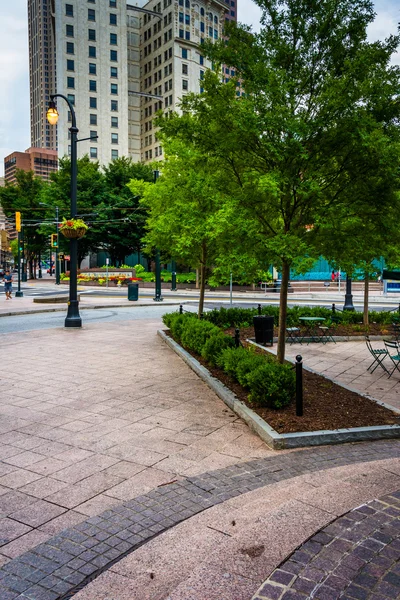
[273,279,282,292]
[128,283,139,301]
[253,315,274,346]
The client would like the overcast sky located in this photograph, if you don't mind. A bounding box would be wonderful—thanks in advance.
[0,0,399,176]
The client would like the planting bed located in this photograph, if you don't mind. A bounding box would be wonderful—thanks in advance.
[165,330,399,434]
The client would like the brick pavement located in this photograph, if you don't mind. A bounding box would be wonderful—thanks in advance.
[253,488,400,600]
[284,340,400,411]
[0,442,398,600]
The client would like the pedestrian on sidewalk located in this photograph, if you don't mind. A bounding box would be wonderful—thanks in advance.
[3,270,13,300]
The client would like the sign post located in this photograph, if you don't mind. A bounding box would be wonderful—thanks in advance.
[106,258,109,288]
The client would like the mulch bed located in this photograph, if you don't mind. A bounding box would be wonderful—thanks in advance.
[227,324,395,339]
[166,331,399,434]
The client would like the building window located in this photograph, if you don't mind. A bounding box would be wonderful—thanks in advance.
[200,69,204,80]
[89,28,96,41]
[67,94,75,105]
[88,8,95,21]
[66,24,74,37]
[182,79,188,90]
[111,83,118,94]
[230,10,235,16]
[179,29,184,38]
[90,130,97,141]
[89,97,97,108]
[182,48,188,59]
[90,113,97,125]
[199,55,204,65]
[200,7,204,15]
[185,31,190,40]
[110,49,118,61]
[89,80,97,92]
[111,100,118,111]
[179,11,183,22]
[89,46,96,57]
[89,63,96,74]
[111,116,118,127]
[110,13,117,25]
[214,29,218,39]
[111,149,119,160]
[110,66,118,78]
[185,0,190,6]
[200,22,205,32]
[67,59,75,71]
[65,4,73,16]
[111,133,118,144]
[110,33,117,45]
[185,14,190,24]
[67,77,75,88]
[109,0,117,6]
[66,42,74,54]
[90,147,98,158]
[208,26,213,36]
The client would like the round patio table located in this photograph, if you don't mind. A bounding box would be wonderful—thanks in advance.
[299,316,326,343]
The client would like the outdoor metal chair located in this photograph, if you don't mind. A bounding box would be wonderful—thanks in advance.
[383,340,400,378]
[318,324,336,344]
[365,336,389,375]
[286,327,301,344]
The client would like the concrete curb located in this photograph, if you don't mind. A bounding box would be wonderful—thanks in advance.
[0,302,184,318]
[158,329,400,450]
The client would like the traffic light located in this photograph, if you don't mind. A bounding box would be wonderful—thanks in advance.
[15,212,21,232]
[51,233,58,248]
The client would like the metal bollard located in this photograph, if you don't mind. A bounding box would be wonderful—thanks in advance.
[295,355,303,417]
[332,303,336,314]
[234,328,240,348]
[200,313,204,320]
[179,304,183,314]
[258,304,262,315]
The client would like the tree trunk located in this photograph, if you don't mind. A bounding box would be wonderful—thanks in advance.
[198,243,207,318]
[363,273,369,326]
[277,261,290,363]
[196,269,200,289]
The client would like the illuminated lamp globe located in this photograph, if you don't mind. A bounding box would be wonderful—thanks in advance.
[47,103,59,125]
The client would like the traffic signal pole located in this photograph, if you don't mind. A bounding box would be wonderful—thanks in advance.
[15,231,23,297]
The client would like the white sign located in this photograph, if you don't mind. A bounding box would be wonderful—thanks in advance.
[106,259,109,265]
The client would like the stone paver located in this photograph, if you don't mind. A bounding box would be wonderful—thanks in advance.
[0,442,398,600]
[252,488,400,600]
[0,320,272,562]
[285,340,400,411]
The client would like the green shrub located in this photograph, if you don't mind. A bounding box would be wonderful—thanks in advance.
[217,346,250,377]
[201,333,235,366]
[180,318,221,355]
[162,312,195,340]
[247,362,295,409]
[235,353,269,387]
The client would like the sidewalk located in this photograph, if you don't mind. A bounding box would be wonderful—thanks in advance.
[0,318,398,599]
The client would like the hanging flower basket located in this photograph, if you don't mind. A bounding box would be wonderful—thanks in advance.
[59,219,88,239]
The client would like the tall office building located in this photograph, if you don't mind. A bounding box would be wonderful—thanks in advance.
[4,147,58,184]
[28,0,231,165]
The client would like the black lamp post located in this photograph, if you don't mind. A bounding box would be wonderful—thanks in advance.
[153,170,163,302]
[343,274,355,311]
[47,94,81,327]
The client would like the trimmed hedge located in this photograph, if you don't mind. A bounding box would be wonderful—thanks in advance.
[162,312,295,409]
[203,305,399,328]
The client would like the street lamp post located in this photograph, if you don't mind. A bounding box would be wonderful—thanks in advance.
[47,94,81,327]
[153,170,163,302]
[343,274,355,311]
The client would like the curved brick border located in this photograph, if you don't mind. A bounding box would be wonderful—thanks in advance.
[0,441,398,600]
[253,489,400,600]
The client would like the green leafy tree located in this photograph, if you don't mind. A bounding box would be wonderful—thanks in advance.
[0,170,47,278]
[128,141,230,316]
[96,158,154,265]
[40,156,106,266]
[158,0,400,361]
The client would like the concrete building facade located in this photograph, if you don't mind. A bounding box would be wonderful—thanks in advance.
[28,0,231,165]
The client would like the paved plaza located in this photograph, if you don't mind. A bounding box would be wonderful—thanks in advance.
[284,339,400,411]
[0,316,398,599]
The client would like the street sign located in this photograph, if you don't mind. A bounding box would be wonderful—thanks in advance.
[106,258,109,265]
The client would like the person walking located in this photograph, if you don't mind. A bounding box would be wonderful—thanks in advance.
[3,270,13,300]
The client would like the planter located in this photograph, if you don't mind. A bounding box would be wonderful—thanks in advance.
[61,227,87,239]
